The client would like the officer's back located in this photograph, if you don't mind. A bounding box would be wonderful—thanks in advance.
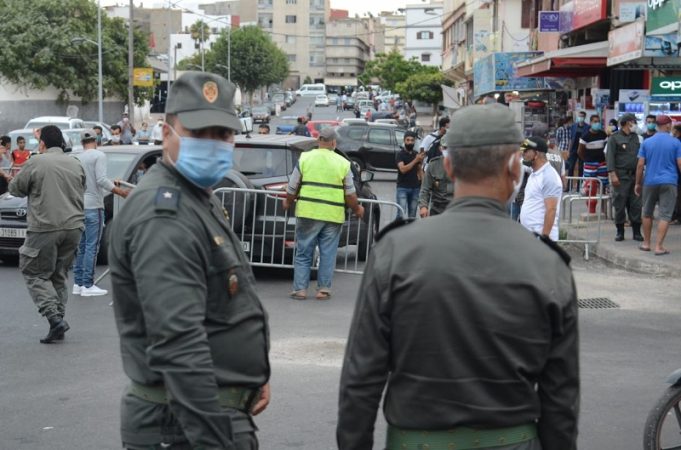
[338,103,579,450]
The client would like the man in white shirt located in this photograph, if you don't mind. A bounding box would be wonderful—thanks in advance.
[520,137,563,241]
[151,118,164,145]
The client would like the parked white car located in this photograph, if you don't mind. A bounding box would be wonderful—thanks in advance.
[25,116,85,130]
[314,94,329,107]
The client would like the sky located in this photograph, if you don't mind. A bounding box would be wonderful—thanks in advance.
[99,0,409,17]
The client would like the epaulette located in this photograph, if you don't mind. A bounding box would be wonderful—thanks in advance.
[154,187,181,213]
[534,233,571,266]
[375,218,415,242]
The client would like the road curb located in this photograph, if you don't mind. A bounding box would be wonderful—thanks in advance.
[566,230,681,277]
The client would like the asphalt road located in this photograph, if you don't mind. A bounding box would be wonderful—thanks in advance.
[1,98,681,449]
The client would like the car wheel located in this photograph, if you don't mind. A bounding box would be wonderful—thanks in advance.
[214,170,255,234]
[350,156,366,171]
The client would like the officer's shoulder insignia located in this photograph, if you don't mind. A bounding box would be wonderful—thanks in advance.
[534,233,571,266]
[375,218,415,242]
[154,187,180,213]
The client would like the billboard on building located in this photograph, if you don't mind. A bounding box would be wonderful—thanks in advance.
[607,21,645,66]
[571,0,607,30]
[473,8,492,62]
[473,52,544,97]
[646,0,681,35]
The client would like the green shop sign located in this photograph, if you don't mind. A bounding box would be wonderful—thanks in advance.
[651,77,681,96]
[646,0,681,34]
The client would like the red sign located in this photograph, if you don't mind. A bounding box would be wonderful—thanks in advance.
[572,0,607,30]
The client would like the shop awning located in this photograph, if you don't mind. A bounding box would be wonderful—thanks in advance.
[516,41,608,78]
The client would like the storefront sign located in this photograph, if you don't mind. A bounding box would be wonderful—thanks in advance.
[644,32,681,57]
[572,0,607,30]
[133,68,154,87]
[651,77,681,95]
[618,89,650,103]
[473,8,492,62]
[607,21,645,66]
[559,1,574,33]
[474,52,545,97]
[539,11,561,32]
[646,0,680,34]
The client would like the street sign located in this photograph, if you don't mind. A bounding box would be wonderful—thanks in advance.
[133,68,154,87]
[538,11,561,32]
[651,77,681,96]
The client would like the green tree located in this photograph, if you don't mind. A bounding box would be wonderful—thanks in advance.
[395,71,452,116]
[303,75,313,85]
[0,0,151,104]
[359,51,426,92]
[189,20,210,46]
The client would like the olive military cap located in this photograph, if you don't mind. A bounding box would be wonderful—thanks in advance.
[619,113,637,125]
[445,103,523,149]
[166,71,241,131]
[318,127,338,141]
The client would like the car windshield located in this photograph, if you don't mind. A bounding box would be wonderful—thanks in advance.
[64,131,83,146]
[105,153,138,180]
[252,107,269,114]
[233,146,292,179]
[26,121,69,130]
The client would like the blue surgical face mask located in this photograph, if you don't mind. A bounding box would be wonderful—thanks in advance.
[591,122,602,131]
[577,116,585,123]
[169,125,234,189]
[647,123,656,131]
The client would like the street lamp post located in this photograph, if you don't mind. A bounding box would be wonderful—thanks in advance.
[71,33,103,124]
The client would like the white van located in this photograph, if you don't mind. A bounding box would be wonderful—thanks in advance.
[296,84,326,97]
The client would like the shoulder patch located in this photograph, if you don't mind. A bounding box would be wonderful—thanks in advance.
[154,187,180,213]
[376,218,415,242]
[535,233,571,266]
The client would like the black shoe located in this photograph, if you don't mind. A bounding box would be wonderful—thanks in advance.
[631,223,644,242]
[615,233,624,242]
[633,233,644,242]
[40,317,70,344]
[615,224,625,242]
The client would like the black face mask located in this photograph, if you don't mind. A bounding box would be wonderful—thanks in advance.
[405,143,415,151]
[522,159,533,167]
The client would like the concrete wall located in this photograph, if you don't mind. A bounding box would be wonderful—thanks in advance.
[0,82,125,133]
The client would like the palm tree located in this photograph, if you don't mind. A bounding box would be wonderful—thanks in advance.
[189,20,210,47]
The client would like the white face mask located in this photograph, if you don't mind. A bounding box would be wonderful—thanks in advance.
[507,153,523,206]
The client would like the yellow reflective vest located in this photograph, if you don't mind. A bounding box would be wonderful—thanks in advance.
[296,148,350,224]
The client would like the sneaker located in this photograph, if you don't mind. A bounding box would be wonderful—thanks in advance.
[72,284,82,295]
[81,285,108,297]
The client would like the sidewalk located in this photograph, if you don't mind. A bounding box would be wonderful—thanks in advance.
[564,217,681,277]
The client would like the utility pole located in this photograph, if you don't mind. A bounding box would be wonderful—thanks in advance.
[167,1,172,92]
[201,24,205,71]
[128,0,135,125]
[97,0,103,124]
[227,22,231,82]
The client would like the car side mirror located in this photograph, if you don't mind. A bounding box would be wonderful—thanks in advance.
[360,170,374,183]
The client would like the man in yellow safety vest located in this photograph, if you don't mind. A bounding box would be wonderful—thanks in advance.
[283,128,365,300]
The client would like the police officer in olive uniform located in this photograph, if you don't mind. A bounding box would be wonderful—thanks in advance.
[418,150,452,217]
[338,103,579,450]
[109,72,271,450]
[606,113,644,241]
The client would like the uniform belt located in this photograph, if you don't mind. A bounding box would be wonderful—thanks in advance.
[386,423,537,450]
[129,381,259,413]
[617,169,635,176]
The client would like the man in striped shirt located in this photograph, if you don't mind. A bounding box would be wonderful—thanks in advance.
[578,115,608,214]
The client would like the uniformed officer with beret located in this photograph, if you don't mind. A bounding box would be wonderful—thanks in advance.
[606,112,644,242]
[337,103,579,450]
[109,71,271,450]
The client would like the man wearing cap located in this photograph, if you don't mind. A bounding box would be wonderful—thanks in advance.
[338,103,579,450]
[283,127,364,300]
[108,72,271,449]
[418,142,452,217]
[72,130,129,297]
[606,113,643,241]
[9,125,86,343]
[520,136,564,241]
[635,114,681,255]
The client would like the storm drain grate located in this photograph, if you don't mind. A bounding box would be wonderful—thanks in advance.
[578,297,619,309]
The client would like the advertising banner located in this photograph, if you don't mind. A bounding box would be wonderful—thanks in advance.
[473,54,495,97]
[646,0,680,35]
[572,0,607,30]
[539,11,561,32]
[133,68,154,87]
[607,21,645,66]
[559,1,574,33]
[651,77,681,96]
[473,8,492,62]
[644,32,681,57]
[618,1,646,22]
[494,52,544,92]
[618,89,650,103]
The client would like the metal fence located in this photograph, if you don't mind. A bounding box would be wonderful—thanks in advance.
[214,187,405,274]
[558,176,609,260]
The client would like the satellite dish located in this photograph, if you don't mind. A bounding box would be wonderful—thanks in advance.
[66,105,79,119]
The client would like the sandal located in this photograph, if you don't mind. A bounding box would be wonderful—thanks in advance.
[289,290,307,300]
[315,289,332,300]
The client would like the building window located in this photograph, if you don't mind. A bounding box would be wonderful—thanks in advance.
[417,31,434,40]
[286,0,296,3]
[287,54,297,62]
[332,37,339,45]
[521,0,534,29]
[285,15,297,23]
[259,14,273,28]
[285,35,296,44]
[421,53,431,62]
[344,37,351,45]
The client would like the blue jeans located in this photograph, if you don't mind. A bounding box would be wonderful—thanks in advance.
[396,187,419,219]
[293,218,342,291]
[73,208,105,288]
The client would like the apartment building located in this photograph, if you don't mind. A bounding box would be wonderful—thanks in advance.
[404,0,444,66]
[380,12,406,55]
[243,0,331,89]
[325,18,371,88]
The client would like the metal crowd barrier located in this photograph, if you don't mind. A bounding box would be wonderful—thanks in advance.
[214,187,405,275]
[558,176,608,260]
